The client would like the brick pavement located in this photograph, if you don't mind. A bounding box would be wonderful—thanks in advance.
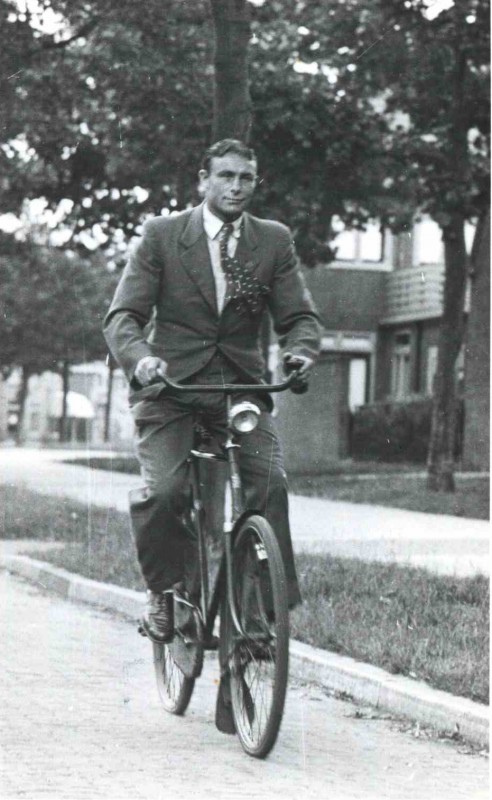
[0,569,488,800]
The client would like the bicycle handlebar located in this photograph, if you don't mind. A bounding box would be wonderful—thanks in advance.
[153,370,303,394]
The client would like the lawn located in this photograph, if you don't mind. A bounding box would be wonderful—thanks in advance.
[63,455,490,520]
[1,483,488,705]
[289,472,490,520]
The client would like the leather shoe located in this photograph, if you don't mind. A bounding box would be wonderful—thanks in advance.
[142,590,174,643]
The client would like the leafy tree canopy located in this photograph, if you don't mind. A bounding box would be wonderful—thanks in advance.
[0,0,489,265]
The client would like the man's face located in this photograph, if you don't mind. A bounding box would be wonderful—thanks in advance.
[199,153,257,221]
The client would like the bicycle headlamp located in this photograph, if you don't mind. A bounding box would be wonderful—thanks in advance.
[228,401,261,434]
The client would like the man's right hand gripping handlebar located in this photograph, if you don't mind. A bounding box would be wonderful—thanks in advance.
[134,356,169,387]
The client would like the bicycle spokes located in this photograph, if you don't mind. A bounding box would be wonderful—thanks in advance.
[231,637,278,738]
[226,516,289,758]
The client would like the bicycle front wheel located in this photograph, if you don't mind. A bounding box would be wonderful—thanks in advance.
[226,514,289,758]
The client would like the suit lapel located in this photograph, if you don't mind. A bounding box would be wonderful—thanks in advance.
[179,205,218,315]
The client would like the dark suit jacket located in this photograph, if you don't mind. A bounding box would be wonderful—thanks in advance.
[104,204,322,398]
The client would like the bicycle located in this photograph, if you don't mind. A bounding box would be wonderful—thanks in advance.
[138,370,303,759]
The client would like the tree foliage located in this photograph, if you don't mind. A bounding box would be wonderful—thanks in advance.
[2,0,489,251]
[0,232,116,377]
[1,0,213,247]
[0,0,414,264]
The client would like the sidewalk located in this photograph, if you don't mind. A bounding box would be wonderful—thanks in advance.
[2,569,487,800]
[1,447,489,577]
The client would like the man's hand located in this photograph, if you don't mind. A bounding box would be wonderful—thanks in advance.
[282,352,314,394]
[283,353,314,376]
[134,356,168,386]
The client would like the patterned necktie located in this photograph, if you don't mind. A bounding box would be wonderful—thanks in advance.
[218,223,265,314]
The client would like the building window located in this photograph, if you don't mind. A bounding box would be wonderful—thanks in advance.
[348,358,369,411]
[413,219,444,266]
[413,218,477,267]
[426,345,438,395]
[391,331,411,399]
[332,217,385,263]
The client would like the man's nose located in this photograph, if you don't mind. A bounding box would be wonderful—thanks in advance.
[230,176,242,192]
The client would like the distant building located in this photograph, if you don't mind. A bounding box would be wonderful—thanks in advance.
[3,363,134,448]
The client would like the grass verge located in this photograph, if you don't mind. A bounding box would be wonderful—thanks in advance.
[63,456,490,520]
[289,473,490,520]
[1,484,488,705]
[292,552,489,705]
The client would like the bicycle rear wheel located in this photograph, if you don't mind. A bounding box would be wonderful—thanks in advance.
[153,642,195,715]
[225,514,289,758]
[153,595,202,715]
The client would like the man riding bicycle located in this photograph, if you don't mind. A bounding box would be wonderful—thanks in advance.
[103,138,322,645]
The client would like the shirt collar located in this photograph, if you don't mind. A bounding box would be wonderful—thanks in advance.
[202,203,242,240]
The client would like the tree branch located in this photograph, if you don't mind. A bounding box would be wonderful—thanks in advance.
[26,18,101,57]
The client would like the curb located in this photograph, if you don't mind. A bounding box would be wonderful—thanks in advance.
[2,554,489,748]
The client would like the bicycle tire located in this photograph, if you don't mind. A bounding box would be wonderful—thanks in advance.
[153,641,195,715]
[153,596,200,715]
[224,514,289,758]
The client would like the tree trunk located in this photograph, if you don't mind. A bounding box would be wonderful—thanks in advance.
[104,360,114,443]
[15,365,31,446]
[462,209,490,469]
[427,214,468,491]
[203,1,253,535]
[427,14,470,492]
[60,360,70,443]
[210,0,252,141]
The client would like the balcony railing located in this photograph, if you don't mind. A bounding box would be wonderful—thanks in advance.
[381,263,444,324]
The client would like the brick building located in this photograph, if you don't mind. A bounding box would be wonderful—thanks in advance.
[276,217,487,472]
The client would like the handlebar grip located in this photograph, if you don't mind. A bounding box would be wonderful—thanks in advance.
[290,381,309,395]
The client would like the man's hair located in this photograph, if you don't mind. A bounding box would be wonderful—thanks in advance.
[200,139,257,173]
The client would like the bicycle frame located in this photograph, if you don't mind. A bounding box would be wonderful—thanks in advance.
[159,372,300,645]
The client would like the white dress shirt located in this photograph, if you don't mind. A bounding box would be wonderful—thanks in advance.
[202,203,242,313]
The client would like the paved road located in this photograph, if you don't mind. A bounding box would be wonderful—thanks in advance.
[1,448,489,576]
[0,570,488,800]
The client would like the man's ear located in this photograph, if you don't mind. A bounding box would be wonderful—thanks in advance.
[197,169,208,199]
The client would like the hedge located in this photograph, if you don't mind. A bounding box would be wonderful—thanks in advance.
[350,396,463,464]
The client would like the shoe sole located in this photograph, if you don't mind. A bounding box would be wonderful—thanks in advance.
[141,618,174,645]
